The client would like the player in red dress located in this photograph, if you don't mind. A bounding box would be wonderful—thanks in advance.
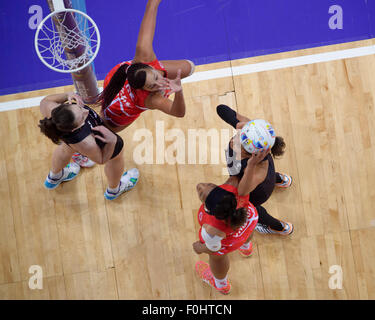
[94,0,195,132]
[192,150,269,294]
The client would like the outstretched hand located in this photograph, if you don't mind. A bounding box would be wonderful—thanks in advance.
[170,69,182,93]
[161,69,182,94]
[154,76,170,90]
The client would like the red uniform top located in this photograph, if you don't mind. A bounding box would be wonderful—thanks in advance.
[197,184,259,256]
[103,59,170,126]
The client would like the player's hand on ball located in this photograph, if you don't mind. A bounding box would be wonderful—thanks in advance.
[248,148,270,167]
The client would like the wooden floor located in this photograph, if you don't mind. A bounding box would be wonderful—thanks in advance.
[0,39,375,300]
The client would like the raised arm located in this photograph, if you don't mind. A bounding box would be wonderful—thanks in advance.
[40,92,83,118]
[145,69,186,117]
[216,104,251,129]
[237,149,270,196]
[133,0,162,63]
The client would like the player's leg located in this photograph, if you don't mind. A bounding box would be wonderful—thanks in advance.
[160,60,195,79]
[104,148,125,189]
[44,143,80,189]
[103,148,139,200]
[216,104,250,129]
[238,233,254,257]
[51,143,75,173]
[209,254,230,283]
[195,254,231,295]
[255,205,293,235]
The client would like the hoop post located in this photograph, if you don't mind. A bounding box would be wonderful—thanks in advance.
[45,0,99,100]
[51,0,65,11]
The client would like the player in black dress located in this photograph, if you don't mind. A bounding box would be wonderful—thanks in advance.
[38,92,139,200]
[217,104,293,235]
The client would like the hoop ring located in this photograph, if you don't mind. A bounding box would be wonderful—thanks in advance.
[34,9,101,73]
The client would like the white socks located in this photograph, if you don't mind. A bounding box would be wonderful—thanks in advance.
[213,275,228,288]
[107,183,120,194]
[49,169,63,180]
[240,242,251,250]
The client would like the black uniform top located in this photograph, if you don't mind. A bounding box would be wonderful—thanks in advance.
[61,105,123,159]
[61,105,105,147]
[226,141,275,207]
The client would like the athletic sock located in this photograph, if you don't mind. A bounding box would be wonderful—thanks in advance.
[49,169,63,180]
[107,183,120,194]
[213,275,228,289]
[240,242,251,250]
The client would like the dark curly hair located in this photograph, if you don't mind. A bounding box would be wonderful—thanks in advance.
[38,104,76,144]
[212,193,248,229]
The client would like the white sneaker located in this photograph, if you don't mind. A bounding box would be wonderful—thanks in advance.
[104,168,139,200]
[44,162,80,190]
[255,220,294,235]
[72,153,96,168]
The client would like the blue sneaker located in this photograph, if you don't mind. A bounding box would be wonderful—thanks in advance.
[104,168,139,200]
[44,162,80,190]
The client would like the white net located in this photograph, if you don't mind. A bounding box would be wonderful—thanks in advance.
[35,9,100,73]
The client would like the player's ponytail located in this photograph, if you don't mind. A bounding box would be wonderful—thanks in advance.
[214,193,237,221]
[208,191,248,229]
[229,207,248,229]
[271,136,285,158]
[98,64,129,112]
[96,63,151,112]
[39,117,61,144]
[38,104,76,144]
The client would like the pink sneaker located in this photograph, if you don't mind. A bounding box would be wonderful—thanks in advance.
[195,261,231,295]
[238,241,254,257]
[72,153,95,168]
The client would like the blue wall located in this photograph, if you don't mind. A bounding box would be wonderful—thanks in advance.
[0,0,374,95]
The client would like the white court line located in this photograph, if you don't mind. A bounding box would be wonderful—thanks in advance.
[1,45,374,112]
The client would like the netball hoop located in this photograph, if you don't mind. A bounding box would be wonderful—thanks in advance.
[35,8,101,73]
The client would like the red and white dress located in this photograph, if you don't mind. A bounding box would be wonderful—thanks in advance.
[197,184,259,256]
[103,59,171,126]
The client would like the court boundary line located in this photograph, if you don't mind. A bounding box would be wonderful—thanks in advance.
[1,45,374,112]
